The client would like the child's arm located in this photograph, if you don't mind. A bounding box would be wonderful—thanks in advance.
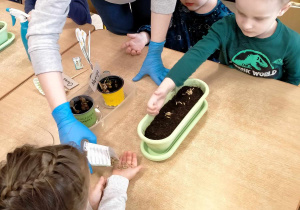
[27,0,97,147]
[121,32,150,56]
[88,176,107,210]
[69,0,92,25]
[98,151,142,210]
[147,19,226,115]
[147,78,176,115]
[282,34,300,85]
[167,28,222,87]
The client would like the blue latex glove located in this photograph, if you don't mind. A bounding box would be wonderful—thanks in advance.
[52,102,97,148]
[133,40,169,85]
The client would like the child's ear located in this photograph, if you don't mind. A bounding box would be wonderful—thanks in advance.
[277,2,291,17]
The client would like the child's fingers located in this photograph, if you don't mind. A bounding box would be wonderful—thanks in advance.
[147,109,159,116]
[126,47,132,54]
[126,151,133,165]
[121,151,127,164]
[132,152,138,167]
[147,96,158,109]
[121,41,129,49]
[127,33,137,39]
[137,50,141,55]
[131,50,137,56]
[117,152,124,168]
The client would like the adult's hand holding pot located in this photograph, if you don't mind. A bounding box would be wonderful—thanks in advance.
[52,102,97,148]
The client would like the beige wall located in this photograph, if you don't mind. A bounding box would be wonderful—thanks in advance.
[279,7,300,34]
[222,1,300,34]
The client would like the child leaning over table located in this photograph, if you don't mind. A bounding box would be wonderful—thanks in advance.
[147,0,300,116]
[0,145,142,210]
[122,0,232,62]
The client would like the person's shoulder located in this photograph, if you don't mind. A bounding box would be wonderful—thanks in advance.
[212,14,235,29]
[278,20,300,44]
[277,20,300,56]
[217,0,234,14]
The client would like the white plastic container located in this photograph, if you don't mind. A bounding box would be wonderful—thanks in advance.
[67,78,136,134]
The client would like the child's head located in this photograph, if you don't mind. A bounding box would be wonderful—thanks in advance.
[235,0,290,38]
[0,144,89,210]
[180,0,217,13]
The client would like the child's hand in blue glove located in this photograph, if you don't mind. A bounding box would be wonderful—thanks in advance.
[52,102,97,149]
[133,41,169,85]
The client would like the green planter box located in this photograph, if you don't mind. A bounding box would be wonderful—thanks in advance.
[138,79,209,160]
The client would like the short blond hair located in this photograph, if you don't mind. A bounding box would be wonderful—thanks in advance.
[0,144,89,210]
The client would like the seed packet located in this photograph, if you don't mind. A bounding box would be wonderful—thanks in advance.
[73,57,83,70]
[83,142,119,167]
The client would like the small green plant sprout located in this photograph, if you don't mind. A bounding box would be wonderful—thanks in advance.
[165,112,172,119]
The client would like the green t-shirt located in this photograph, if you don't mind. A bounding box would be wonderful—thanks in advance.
[167,14,300,86]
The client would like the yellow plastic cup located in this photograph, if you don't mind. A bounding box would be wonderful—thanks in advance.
[97,75,124,107]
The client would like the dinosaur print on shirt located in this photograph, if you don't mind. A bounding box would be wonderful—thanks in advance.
[231,50,279,78]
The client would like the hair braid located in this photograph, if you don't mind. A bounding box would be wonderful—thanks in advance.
[0,144,89,210]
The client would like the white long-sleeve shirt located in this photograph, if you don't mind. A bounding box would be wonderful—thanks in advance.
[86,175,129,210]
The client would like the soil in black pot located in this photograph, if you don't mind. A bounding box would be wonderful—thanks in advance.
[97,76,123,93]
[70,96,93,114]
[145,86,204,140]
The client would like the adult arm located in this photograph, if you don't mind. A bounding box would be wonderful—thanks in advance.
[150,0,176,42]
[132,0,176,85]
[27,0,69,110]
[69,0,92,25]
[27,0,97,146]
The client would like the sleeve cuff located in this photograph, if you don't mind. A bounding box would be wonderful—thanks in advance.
[106,175,129,194]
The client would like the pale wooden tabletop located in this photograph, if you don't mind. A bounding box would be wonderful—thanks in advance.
[0,0,94,99]
[1,30,300,210]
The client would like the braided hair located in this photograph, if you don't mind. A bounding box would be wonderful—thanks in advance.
[0,144,89,210]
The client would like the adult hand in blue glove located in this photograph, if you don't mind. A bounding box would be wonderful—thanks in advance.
[52,102,97,149]
[133,40,169,85]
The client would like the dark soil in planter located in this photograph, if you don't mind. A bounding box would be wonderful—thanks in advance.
[97,76,123,93]
[70,96,93,114]
[145,86,204,140]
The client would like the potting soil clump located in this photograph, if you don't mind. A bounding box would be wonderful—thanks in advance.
[145,86,203,140]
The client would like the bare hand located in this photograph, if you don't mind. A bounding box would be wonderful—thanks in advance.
[89,176,107,210]
[147,78,176,115]
[112,151,142,180]
[121,32,149,56]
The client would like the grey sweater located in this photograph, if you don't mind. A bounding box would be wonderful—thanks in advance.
[27,0,176,75]
[86,175,129,210]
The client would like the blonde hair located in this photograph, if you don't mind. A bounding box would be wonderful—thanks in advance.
[0,144,89,210]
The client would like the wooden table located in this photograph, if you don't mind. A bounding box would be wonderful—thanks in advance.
[0,0,94,99]
[1,30,300,209]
